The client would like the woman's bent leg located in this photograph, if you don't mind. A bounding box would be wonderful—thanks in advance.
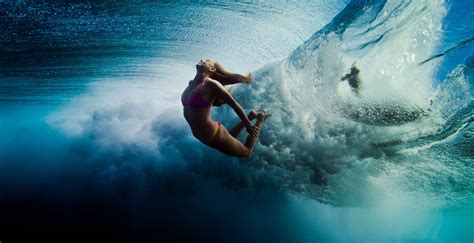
[229,111,257,138]
[211,114,267,158]
[228,121,246,138]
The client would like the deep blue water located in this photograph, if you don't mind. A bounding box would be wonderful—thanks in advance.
[0,0,472,242]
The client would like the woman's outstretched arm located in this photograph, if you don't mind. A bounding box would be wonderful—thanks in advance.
[209,80,259,137]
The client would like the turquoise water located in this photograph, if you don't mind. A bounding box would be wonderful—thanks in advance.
[0,0,472,242]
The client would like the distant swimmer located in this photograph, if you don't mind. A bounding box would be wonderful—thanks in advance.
[341,65,361,95]
[181,59,271,157]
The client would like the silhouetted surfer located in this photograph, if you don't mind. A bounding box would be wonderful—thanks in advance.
[341,65,361,95]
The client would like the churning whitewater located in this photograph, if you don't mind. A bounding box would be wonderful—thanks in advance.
[0,0,472,241]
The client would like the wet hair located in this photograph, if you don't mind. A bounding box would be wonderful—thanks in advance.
[209,61,252,106]
[210,61,252,85]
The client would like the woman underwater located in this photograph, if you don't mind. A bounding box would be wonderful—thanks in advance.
[181,60,270,157]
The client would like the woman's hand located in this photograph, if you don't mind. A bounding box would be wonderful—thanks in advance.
[246,123,260,137]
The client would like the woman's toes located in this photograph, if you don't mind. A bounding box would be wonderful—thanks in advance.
[256,110,269,121]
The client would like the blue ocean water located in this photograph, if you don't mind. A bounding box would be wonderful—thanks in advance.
[0,0,472,242]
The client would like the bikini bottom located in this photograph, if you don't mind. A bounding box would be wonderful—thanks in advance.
[208,120,221,142]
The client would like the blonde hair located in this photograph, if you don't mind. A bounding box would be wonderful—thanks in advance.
[210,61,252,85]
[209,61,252,106]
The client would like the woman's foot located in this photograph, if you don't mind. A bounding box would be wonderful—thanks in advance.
[255,109,271,122]
[244,73,253,84]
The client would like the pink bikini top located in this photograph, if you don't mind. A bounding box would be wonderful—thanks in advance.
[181,81,216,108]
